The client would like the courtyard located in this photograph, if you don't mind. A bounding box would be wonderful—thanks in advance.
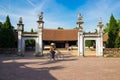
[0,50,120,80]
[0,0,120,80]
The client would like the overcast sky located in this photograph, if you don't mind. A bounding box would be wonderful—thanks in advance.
[0,0,120,32]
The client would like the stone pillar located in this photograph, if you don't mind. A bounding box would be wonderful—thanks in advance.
[21,39,25,55]
[17,17,24,55]
[96,39,98,55]
[97,18,103,56]
[77,13,84,56]
[37,12,44,56]
[96,38,100,56]
[35,38,39,53]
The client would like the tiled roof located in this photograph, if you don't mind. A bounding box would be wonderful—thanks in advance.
[119,32,120,36]
[43,29,78,41]
[16,29,119,42]
[103,32,120,42]
[103,33,108,42]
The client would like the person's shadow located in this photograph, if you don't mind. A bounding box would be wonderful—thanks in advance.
[0,58,64,80]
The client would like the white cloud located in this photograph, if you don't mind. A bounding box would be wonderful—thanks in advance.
[77,0,120,32]
[0,0,120,32]
[0,0,49,31]
[26,0,36,7]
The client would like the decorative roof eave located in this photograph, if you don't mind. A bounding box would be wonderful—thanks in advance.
[23,32,37,34]
[43,39,78,41]
[84,33,99,37]
[22,32,38,37]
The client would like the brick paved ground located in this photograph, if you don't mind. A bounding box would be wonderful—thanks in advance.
[0,51,120,80]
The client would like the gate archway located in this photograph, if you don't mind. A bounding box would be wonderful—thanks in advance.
[17,12,103,57]
[21,37,38,55]
[77,13,103,56]
[17,12,44,56]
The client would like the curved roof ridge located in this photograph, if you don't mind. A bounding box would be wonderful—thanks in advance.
[43,28,78,31]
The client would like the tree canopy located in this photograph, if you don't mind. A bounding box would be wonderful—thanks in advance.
[0,22,2,29]
[57,27,63,30]
[103,23,109,34]
[31,28,34,32]
[85,40,93,48]
[117,20,120,31]
[25,28,35,49]
[0,15,15,48]
[106,14,119,48]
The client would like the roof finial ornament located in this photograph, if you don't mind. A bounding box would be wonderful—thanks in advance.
[97,17,103,29]
[99,17,102,23]
[78,13,82,20]
[19,17,22,24]
[38,12,43,20]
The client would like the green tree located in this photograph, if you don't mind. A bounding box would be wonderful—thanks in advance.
[115,20,120,47]
[115,36,120,48]
[25,28,35,49]
[73,26,78,29]
[57,27,63,30]
[2,15,14,29]
[85,40,93,48]
[30,28,35,48]
[0,22,2,29]
[106,14,118,48]
[94,29,97,33]
[0,15,15,48]
[103,23,109,34]
[117,20,120,31]
[31,28,34,32]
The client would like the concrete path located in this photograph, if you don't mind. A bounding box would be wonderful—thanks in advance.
[0,53,120,80]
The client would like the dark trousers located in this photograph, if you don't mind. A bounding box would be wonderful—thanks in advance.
[51,51,55,59]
